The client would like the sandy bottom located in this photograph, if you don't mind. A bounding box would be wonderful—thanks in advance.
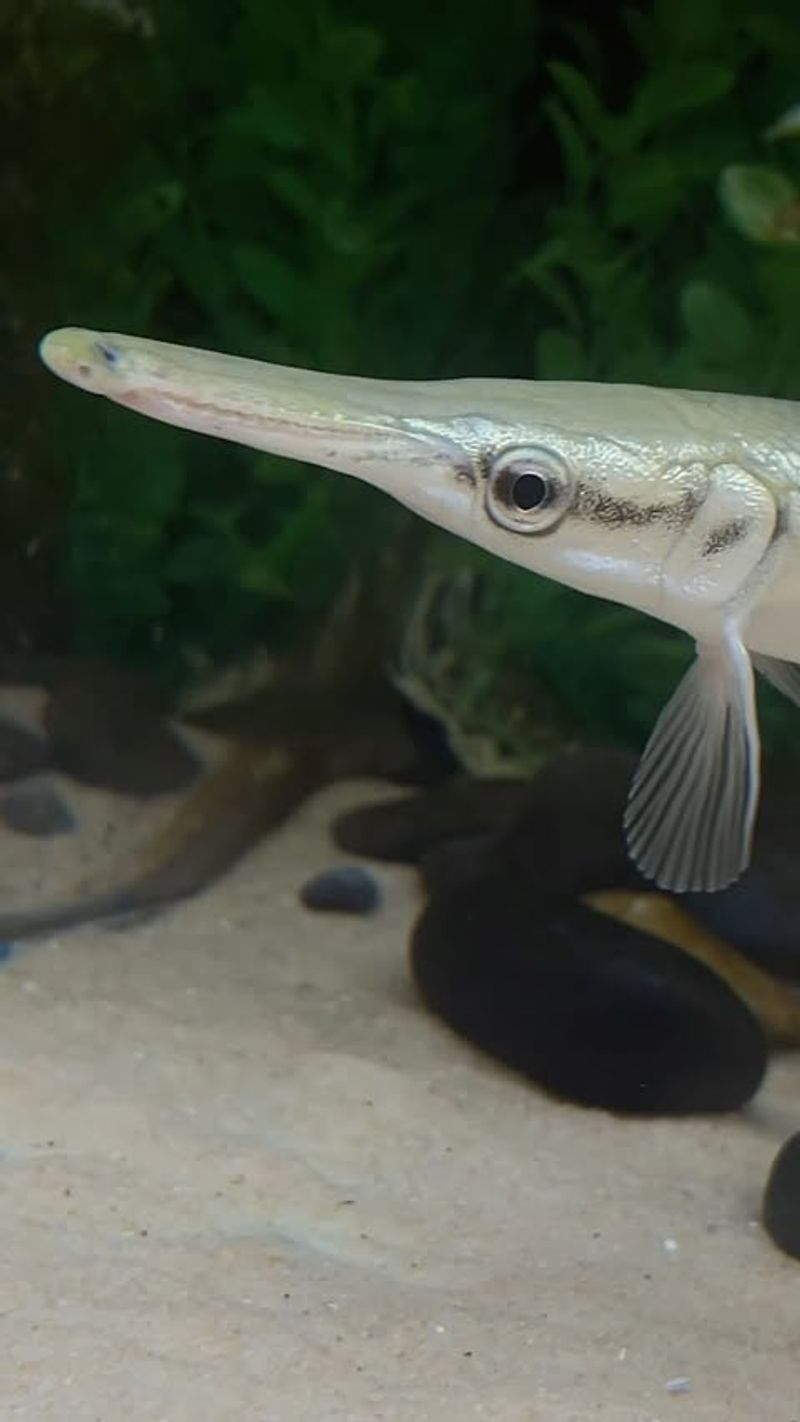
[0,708,798,1420]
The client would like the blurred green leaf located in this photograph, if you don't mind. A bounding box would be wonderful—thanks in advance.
[535,328,586,378]
[544,100,594,189]
[219,87,309,151]
[628,63,735,137]
[328,25,384,80]
[680,279,752,359]
[719,165,800,245]
[547,62,611,148]
[608,151,711,226]
[229,243,310,325]
[765,102,800,144]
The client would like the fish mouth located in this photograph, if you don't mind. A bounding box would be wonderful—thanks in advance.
[38,326,477,523]
[39,328,127,391]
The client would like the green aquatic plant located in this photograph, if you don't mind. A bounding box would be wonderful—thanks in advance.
[6,0,800,758]
[5,0,541,681]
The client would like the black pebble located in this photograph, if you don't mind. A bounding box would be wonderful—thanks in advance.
[763,1132,800,1260]
[666,757,800,981]
[684,862,800,982]
[44,666,201,797]
[0,718,50,783]
[1,782,75,837]
[338,746,800,980]
[332,776,534,864]
[477,747,642,895]
[332,749,643,891]
[300,865,381,915]
[411,835,766,1116]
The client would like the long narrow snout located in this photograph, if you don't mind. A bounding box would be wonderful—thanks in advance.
[39,327,473,526]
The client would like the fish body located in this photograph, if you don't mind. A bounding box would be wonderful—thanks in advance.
[38,327,800,892]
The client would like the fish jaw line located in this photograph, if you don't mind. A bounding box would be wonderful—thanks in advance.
[121,378,475,527]
[38,326,476,523]
[35,329,702,610]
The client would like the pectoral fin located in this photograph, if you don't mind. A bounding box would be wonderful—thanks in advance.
[624,631,759,893]
[753,652,800,709]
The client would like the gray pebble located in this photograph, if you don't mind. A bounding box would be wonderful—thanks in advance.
[1,782,76,837]
[299,865,381,915]
[0,718,50,782]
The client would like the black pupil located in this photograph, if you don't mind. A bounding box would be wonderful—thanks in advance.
[511,470,548,511]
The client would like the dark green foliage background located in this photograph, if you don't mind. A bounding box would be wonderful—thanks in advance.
[4,0,800,753]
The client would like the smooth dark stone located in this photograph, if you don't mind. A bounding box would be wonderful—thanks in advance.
[338,745,800,978]
[44,667,201,797]
[419,832,504,896]
[299,865,381,915]
[683,757,800,978]
[684,872,800,982]
[483,747,642,894]
[410,854,766,1116]
[332,776,535,864]
[336,747,642,885]
[762,1132,800,1260]
[0,717,50,782]
[680,756,800,979]
[1,782,75,837]
[497,748,800,973]
[336,745,645,887]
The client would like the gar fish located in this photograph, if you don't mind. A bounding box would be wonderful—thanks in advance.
[38,327,800,893]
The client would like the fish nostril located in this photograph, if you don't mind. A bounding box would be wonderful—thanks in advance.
[77,363,92,379]
[93,340,121,370]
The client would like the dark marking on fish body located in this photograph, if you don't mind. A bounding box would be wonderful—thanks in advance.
[573,484,703,531]
[772,495,791,541]
[701,519,748,558]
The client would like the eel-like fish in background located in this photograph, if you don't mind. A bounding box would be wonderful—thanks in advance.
[0,741,324,942]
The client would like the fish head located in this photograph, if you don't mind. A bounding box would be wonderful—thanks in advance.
[391,386,715,620]
[40,329,722,619]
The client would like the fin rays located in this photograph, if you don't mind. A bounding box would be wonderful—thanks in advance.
[625,635,759,893]
[753,652,800,709]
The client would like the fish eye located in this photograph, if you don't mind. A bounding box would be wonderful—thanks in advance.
[485,446,572,534]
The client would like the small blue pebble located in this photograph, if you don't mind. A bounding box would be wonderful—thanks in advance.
[0,941,14,963]
[1,784,76,837]
[299,865,381,915]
